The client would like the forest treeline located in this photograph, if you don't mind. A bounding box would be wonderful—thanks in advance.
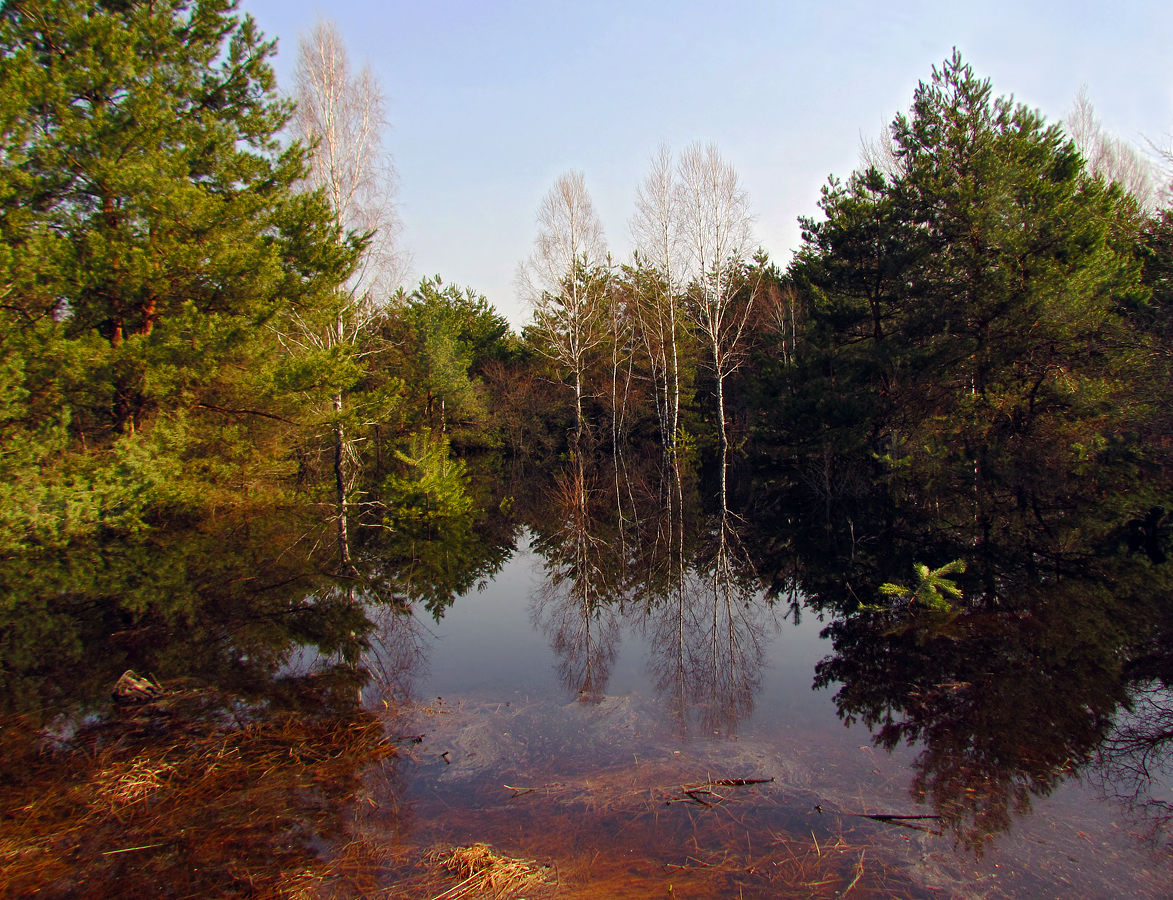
[2,1,1171,578]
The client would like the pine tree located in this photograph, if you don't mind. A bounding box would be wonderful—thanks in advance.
[0,0,359,546]
[789,52,1151,543]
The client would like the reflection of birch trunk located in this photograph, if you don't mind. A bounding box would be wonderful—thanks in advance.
[693,513,764,734]
[531,459,623,701]
[641,508,776,736]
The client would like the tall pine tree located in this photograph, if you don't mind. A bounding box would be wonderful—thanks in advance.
[789,52,1152,549]
[0,0,360,548]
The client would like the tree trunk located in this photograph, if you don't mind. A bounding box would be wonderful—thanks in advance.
[573,367,584,450]
[716,366,728,515]
[333,391,352,570]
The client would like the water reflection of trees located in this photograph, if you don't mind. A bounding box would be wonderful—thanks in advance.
[529,459,625,701]
[525,455,778,733]
[641,508,777,737]
[0,511,402,894]
[743,448,1173,854]
[347,467,521,703]
[814,590,1129,850]
[0,512,368,719]
[352,479,519,620]
[1092,680,1173,848]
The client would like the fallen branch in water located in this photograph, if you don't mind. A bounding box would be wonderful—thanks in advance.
[687,777,774,788]
[683,788,722,807]
[846,813,941,822]
[668,777,773,807]
[503,784,535,797]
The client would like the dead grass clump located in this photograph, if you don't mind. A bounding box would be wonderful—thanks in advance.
[425,842,554,899]
[92,755,176,810]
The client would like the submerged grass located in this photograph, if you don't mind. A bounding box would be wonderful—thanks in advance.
[370,753,925,899]
[2,685,924,898]
[0,677,395,898]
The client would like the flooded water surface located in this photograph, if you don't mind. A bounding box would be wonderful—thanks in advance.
[2,459,1172,898]
[362,531,1173,898]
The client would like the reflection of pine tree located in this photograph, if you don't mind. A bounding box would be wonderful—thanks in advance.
[814,577,1145,853]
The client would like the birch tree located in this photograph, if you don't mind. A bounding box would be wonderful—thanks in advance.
[676,142,755,511]
[1065,88,1162,212]
[519,171,609,449]
[293,19,403,297]
[631,144,687,458]
[287,19,401,569]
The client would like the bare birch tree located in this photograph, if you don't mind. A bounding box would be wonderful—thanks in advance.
[286,19,402,569]
[859,121,904,180]
[518,171,609,449]
[1066,88,1162,212]
[631,144,686,458]
[676,142,754,512]
[293,19,403,297]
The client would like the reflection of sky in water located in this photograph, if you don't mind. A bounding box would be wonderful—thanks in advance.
[413,531,875,744]
[382,530,1173,898]
[416,534,562,701]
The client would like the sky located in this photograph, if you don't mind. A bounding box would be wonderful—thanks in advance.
[240,0,1173,327]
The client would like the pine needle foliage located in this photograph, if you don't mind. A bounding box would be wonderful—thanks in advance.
[879,559,967,613]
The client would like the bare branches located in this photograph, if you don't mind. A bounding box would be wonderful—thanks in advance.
[1065,87,1163,213]
[630,144,686,453]
[519,171,609,305]
[631,143,684,287]
[519,172,611,443]
[292,19,404,302]
[859,121,904,180]
[676,141,753,294]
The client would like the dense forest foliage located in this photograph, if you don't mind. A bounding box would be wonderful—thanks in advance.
[1,0,1171,601]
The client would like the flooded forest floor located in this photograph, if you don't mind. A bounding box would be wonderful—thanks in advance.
[5,673,1167,898]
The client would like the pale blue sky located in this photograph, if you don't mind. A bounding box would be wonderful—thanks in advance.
[241,0,1173,326]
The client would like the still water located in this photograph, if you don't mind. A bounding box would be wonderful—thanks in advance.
[2,459,1171,897]
[360,528,1173,898]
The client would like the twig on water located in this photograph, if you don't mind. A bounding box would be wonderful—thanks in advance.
[100,843,166,855]
[843,850,866,895]
[668,776,772,807]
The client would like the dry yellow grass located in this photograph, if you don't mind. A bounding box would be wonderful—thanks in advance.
[424,843,555,899]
